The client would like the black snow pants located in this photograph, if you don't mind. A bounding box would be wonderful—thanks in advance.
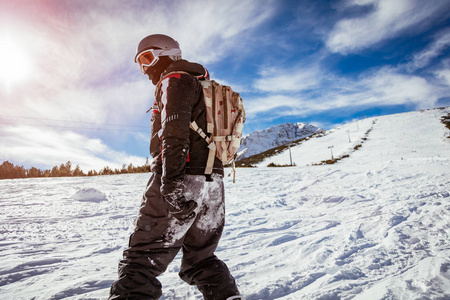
[109,173,239,300]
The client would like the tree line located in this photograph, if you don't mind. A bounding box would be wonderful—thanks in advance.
[0,160,151,180]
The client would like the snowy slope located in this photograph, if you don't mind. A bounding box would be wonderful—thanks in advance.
[256,109,449,167]
[0,108,449,300]
[239,122,321,160]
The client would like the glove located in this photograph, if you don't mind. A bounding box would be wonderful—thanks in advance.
[163,194,198,221]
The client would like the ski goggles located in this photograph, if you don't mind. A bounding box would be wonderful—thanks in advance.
[135,48,182,73]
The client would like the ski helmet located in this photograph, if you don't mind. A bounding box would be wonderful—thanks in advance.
[135,34,182,70]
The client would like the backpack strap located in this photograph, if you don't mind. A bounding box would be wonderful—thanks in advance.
[189,121,216,175]
[200,80,215,134]
[211,135,234,163]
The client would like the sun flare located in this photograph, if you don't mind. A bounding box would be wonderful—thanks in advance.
[0,36,32,87]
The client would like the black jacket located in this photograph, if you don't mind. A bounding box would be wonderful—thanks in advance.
[149,60,224,197]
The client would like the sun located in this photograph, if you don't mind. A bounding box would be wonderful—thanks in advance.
[0,36,32,88]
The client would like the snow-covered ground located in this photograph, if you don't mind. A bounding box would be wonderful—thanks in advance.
[1,108,449,299]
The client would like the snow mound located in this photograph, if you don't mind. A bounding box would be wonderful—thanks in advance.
[71,187,107,202]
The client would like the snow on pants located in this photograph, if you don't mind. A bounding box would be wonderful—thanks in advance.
[109,172,239,300]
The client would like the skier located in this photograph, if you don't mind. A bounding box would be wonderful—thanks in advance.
[109,34,243,300]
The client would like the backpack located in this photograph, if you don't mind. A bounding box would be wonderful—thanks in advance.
[194,79,245,182]
[157,71,246,182]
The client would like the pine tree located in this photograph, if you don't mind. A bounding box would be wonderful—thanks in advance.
[0,161,14,179]
[51,166,60,177]
[28,167,42,178]
[73,164,85,177]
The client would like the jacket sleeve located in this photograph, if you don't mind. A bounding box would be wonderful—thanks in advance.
[158,73,197,200]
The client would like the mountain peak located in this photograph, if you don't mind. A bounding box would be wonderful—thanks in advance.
[238,122,321,160]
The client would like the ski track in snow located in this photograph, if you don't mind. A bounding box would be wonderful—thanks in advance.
[0,108,449,299]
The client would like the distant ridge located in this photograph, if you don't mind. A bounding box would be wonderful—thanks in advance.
[238,122,322,160]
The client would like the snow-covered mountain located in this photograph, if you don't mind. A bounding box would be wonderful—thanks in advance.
[1,107,449,299]
[238,122,322,160]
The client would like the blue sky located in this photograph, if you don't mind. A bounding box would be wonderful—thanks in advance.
[1,0,450,171]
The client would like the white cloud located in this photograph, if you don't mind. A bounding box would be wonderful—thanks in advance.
[168,0,276,64]
[326,0,450,54]
[434,68,450,86]
[245,95,306,115]
[253,65,323,93]
[107,0,277,66]
[0,125,146,171]
[247,67,446,119]
[408,29,450,71]
[359,69,438,108]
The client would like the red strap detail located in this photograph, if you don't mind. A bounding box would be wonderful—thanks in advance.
[165,73,182,80]
[186,152,190,162]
